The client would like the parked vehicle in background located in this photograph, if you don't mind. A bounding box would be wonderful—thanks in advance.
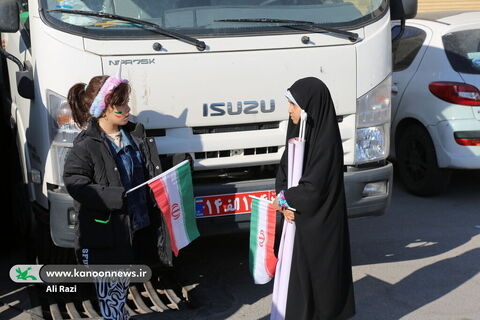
[390,11,480,196]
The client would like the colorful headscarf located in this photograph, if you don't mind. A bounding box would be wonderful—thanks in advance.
[89,76,128,118]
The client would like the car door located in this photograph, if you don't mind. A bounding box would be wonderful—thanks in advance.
[391,23,432,120]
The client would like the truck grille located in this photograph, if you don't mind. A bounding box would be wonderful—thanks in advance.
[195,146,279,159]
[192,122,279,134]
[145,128,166,137]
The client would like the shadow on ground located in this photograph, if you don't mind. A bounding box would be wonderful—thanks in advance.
[350,169,480,320]
[1,170,479,320]
[349,169,480,266]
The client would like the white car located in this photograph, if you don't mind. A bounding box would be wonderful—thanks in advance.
[390,11,480,196]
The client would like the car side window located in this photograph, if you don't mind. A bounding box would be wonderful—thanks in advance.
[443,29,480,75]
[392,26,427,72]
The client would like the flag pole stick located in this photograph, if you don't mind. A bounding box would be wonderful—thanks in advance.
[249,195,296,211]
[299,116,304,141]
[249,195,273,202]
[300,111,307,141]
[126,160,190,194]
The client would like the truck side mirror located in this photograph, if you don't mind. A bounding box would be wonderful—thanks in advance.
[17,61,34,100]
[390,0,417,21]
[0,0,20,33]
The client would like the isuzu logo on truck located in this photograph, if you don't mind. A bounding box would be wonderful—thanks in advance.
[203,100,275,117]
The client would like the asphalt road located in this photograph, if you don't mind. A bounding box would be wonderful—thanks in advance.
[1,169,479,320]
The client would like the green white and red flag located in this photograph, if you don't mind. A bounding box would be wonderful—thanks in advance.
[128,160,199,256]
[249,196,278,284]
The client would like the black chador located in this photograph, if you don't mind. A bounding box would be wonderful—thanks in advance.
[276,77,355,320]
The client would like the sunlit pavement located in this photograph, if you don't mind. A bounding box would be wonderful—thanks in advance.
[348,170,480,320]
[217,170,480,320]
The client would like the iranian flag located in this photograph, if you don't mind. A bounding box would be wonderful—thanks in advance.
[249,196,278,285]
[129,160,200,256]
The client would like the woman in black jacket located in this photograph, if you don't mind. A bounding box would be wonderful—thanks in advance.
[63,74,172,320]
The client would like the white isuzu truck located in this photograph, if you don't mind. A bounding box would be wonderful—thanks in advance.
[1,0,416,260]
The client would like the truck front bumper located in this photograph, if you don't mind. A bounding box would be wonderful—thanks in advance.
[196,161,393,234]
[344,161,393,218]
[48,189,76,248]
[48,162,393,246]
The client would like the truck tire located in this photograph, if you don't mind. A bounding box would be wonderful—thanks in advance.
[396,124,451,196]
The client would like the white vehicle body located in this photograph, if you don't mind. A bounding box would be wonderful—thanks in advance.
[2,0,398,248]
[391,11,480,170]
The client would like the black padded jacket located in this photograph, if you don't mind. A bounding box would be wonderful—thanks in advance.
[63,118,172,266]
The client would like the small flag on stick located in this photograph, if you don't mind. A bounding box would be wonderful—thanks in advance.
[249,196,278,285]
[127,160,199,256]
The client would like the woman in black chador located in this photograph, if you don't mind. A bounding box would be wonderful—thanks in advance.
[273,77,355,319]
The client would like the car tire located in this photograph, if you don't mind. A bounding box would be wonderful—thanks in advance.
[396,124,451,196]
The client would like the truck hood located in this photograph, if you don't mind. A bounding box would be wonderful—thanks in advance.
[94,39,358,129]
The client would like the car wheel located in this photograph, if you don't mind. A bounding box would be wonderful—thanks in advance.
[397,124,451,196]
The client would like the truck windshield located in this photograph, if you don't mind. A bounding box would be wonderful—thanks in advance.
[40,0,387,38]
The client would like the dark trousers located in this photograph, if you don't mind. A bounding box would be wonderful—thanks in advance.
[75,224,159,320]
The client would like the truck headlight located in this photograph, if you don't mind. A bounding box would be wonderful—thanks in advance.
[48,90,80,186]
[355,75,391,164]
[355,124,390,163]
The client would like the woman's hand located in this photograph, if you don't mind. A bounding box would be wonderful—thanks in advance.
[274,195,295,222]
[272,198,282,211]
[283,209,295,223]
[272,195,295,222]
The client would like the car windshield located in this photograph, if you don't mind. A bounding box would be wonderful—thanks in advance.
[443,29,480,75]
[40,0,387,38]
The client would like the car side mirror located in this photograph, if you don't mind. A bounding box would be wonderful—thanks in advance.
[0,0,20,33]
[390,0,417,21]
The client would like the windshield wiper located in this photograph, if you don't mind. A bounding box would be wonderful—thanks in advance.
[48,9,207,51]
[215,18,359,42]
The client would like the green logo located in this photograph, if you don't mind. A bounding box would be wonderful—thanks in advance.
[15,267,38,281]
